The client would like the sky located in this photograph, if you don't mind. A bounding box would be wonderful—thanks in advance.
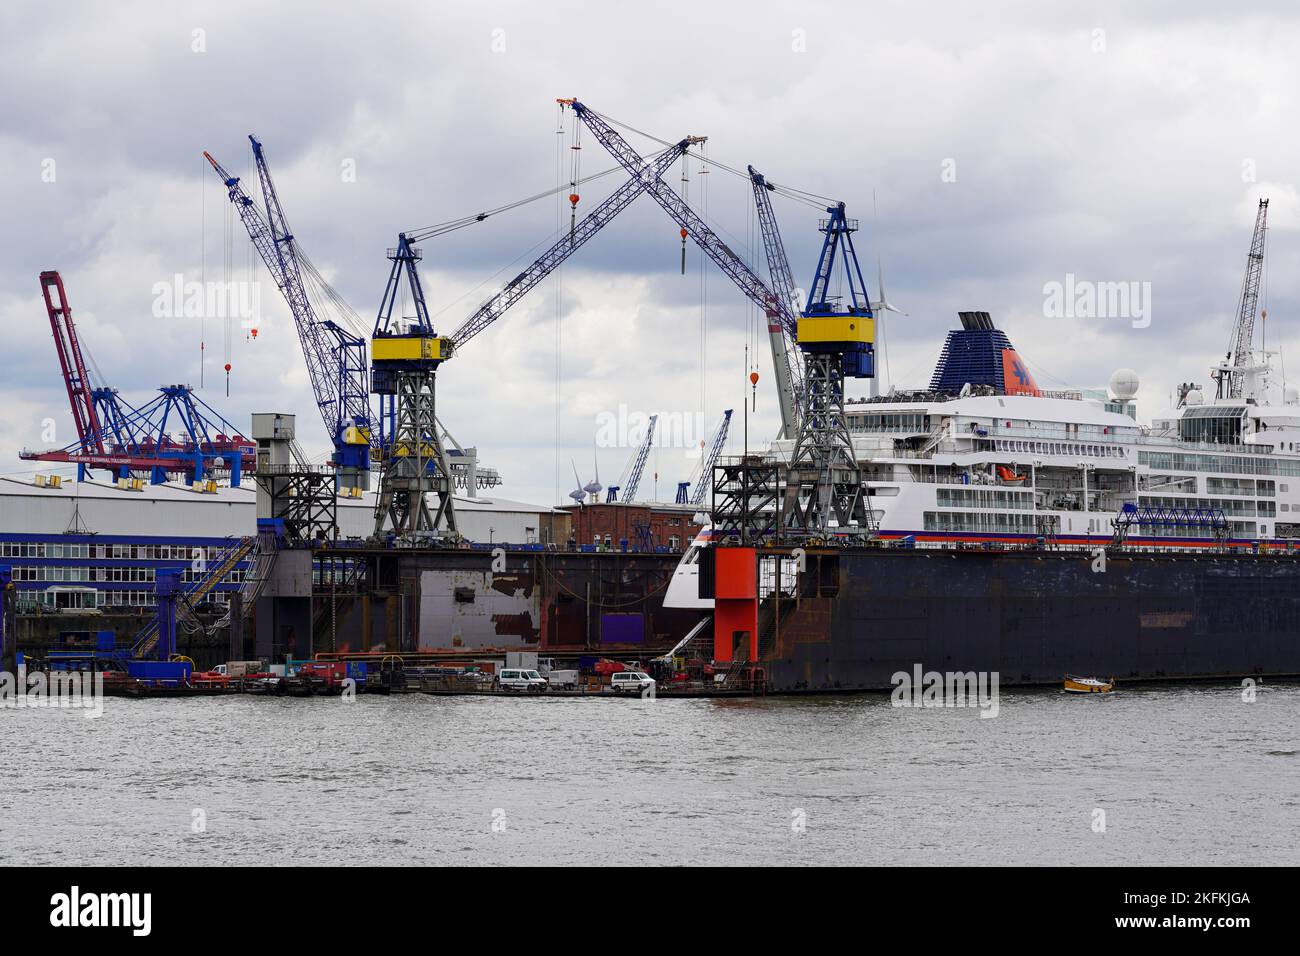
[2,0,1299,506]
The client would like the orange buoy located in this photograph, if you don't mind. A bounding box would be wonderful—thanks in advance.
[569,193,580,205]
[749,371,760,386]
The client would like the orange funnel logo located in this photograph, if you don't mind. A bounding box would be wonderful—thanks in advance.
[1001,349,1038,395]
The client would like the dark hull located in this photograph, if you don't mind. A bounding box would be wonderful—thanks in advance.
[764,547,1300,691]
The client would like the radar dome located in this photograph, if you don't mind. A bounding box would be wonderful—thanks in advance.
[1184,388,1205,406]
[1108,368,1140,401]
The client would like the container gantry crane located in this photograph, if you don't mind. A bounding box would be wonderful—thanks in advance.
[1214,198,1269,400]
[606,414,657,502]
[371,137,700,538]
[22,272,254,485]
[561,100,801,440]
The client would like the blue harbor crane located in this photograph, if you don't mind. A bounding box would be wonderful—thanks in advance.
[748,166,805,438]
[779,203,876,537]
[606,415,657,502]
[205,141,372,490]
[370,136,699,537]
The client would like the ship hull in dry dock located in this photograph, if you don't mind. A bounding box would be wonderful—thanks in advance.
[759,547,1300,691]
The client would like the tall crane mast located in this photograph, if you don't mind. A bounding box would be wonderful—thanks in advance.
[205,139,373,490]
[371,137,698,539]
[561,100,800,439]
[606,414,657,502]
[781,204,875,537]
[1215,198,1269,400]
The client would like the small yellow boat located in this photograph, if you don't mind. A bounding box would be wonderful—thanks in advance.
[1064,675,1114,694]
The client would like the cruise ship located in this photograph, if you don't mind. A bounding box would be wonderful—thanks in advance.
[789,311,1300,550]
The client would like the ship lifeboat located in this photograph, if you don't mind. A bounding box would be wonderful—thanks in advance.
[1064,675,1114,694]
[996,465,1026,483]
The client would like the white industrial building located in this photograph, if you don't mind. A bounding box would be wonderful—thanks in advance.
[0,476,566,611]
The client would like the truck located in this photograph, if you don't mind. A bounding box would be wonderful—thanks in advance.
[214,660,267,679]
[538,658,579,690]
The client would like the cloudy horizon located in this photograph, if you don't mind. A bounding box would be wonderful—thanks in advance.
[3,0,1298,506]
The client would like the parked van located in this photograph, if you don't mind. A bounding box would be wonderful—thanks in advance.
[497,669,548,693]
[610,671,655,694]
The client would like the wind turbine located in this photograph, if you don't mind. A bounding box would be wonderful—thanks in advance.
[568,460,587,506]
[869,256,906,398]
[583,445,602,502]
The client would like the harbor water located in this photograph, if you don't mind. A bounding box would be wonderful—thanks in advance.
[2,681,1297,866]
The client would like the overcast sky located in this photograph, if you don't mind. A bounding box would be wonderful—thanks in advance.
[3,0,1299,506]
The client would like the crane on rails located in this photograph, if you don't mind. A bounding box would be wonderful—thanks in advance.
[564,100,876,538]
[675,408,733,506]
[370,136,700,538]
[21,271,254,485]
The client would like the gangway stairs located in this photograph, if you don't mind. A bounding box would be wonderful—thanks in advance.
[132,536,255,658]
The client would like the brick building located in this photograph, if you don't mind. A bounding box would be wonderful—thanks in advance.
[560,501,704,552]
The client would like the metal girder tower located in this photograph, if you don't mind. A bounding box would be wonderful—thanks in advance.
[563,100,800,439]
[371,140,695,540]
[782,205,876,539]
[607,414,657,502]
[1215,198,1269,400]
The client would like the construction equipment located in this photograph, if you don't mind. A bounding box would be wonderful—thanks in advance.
[22,273,254,485]
[781,204,875,537]
[370,135,698,538]
[1214,198,1269,400]
[207,138,503,496]
[206,141,372,489]
[562,100,800,439]
[607,415,657,502]
[675,409,733,506]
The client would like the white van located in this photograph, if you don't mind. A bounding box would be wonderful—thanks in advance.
[610,671,655,694]
[497,669,548,693]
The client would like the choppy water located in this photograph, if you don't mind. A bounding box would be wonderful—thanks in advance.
[2,681,1298,866]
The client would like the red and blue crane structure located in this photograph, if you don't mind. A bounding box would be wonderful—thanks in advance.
[22,271,254,485]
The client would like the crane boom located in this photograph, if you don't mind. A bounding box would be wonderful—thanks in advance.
[563,100,798,437]
[1218,198,1269,399]
[205,140,372,487]
[690,409,733,507]
[621,416,660,502]
[748,166,805,437]
[448,140,696,348]
[39,271,104,456]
